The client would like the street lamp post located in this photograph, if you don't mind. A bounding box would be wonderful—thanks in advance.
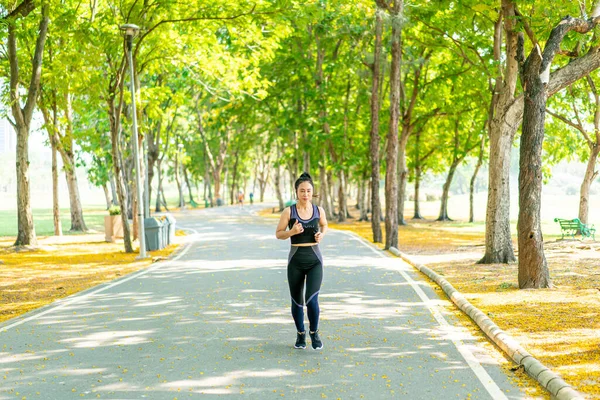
[144,138,150,218]
[120,23,147,259]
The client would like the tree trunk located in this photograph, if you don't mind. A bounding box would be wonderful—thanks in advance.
[274,164,284,212]
[518,10,600,287]
[369,8,384,243]
[479,0,519,264]
[383,0,402,250]
[230,144,241,205]
[356,180,362,210]
[327,170,336,218]
[224,166,230,205]
[413,163,423,220]
[124,149,134,220]
[161,188,169,211]
[60,92,88,232]
[303,148,310,173]
[337,170,347,222]
[183,165,195,205]
[155,160,164,212]
[359,174,369,221]
[147,129,157,211]
[480,115,517,263]
[256,151,270,203]
[213,168,223,204]
[203,152,211,205]
[41,96,62,236]
[579,145,600,224]
[206,177,213,207]
[437,161,459,221]
[470,136,486,223]
[63,166,87,231]
[412,128,423,220]
[175,148,184,209]
[14,126,37,246]
[398,132,409,225]
[9,8,49,246]
[480,120,517,263]
[132,182,139,241]
[40,94,87,232]
[108,82,133,253]
[103,184,112,210]
[110,174,119,206]
[51,136,62,236]
[367,177,372,214]
[196,109,228,205]
[518,46,550,289]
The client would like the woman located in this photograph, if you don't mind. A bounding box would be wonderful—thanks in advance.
[276,172,328,350]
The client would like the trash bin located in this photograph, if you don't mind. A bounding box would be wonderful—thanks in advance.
[164,213,176,245]
[144,217,163,251]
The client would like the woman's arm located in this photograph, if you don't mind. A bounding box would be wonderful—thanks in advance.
[276,208,304,240]
[315,206,328,243]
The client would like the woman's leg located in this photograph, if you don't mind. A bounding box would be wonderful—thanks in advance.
[287,250,307,333]
[305,250,323,333]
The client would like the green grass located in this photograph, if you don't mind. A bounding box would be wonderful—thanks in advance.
[0,208,108,237]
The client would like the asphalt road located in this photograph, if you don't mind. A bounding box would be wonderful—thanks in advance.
[0,204,531,399]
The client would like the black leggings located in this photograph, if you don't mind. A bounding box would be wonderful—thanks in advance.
[287,245,323,333]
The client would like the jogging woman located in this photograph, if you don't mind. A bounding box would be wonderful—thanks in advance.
[275,172,328,350]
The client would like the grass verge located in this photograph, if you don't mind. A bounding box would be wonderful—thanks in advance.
[0,234,181,324]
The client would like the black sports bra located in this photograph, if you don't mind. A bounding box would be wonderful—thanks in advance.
[288,204,320,244]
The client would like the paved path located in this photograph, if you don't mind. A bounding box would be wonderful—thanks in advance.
[0,205,530,399]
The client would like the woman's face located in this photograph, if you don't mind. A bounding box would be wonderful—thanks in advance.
[296,181,313,202]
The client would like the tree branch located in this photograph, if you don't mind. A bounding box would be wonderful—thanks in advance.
[7,23,24,128]
[514,5,539,47]
[547,46,600,96]
[134,4,280,58]
[1,0,36,20]
[546,109,585,134]
[23,4,50,124]
[587,74,600,142]
[540,14,600,84]
[415,17,490,75]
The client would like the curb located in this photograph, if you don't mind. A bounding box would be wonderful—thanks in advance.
[389,247,585,400]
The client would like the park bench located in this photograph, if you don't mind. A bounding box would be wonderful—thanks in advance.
[554,218,596,240]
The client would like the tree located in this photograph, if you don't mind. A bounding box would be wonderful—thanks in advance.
[547,75,600,225]
[516,8,600,289]
[480,0,600,264]
[437,116,483,222]
[369,6,384,243]
[5,2,49,246]
[376,0,403,250]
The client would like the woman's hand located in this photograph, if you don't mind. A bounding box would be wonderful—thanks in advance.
[291,221,304,236]
[314,232,323,243]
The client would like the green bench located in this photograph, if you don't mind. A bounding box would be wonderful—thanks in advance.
[554,218,596,240]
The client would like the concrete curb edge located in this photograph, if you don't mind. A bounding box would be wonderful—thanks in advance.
[389,247,585,400]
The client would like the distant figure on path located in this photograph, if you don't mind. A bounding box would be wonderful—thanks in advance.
[237,191,244,208]
[275,172,328,350]
[249,192,254,205]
